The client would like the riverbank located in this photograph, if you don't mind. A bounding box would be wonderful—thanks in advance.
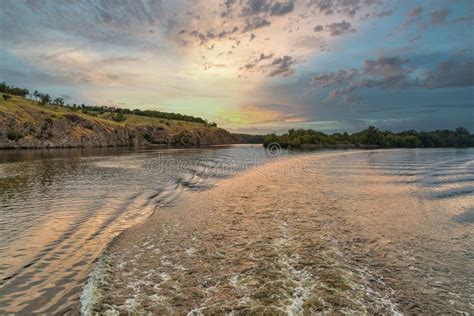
[0,95,236,149]
[82,149,474,315]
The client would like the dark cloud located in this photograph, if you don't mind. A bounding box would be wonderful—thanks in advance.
[222,0,237,16]
[308,0,385,18]
[259,53,275,61]
[429,8,449,26]
[242,0,271,15]
[326,20,355,36]
[182,26,239,45]
[270,1,295,16]
[241,54,295,76]
[240,0,295,17]
[314,25,324,32]
[311,69,359,87]
[243,16,271,32]
[363,57,410,86]
[423,60,474,89]
[239,53,274,71]
[374,10,392,18]
[309,57,474,103]
[268,55,295,76]
[312,20,356,36]
[189,30,207,44]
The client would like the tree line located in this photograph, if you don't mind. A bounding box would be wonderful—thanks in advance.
[0,82,217,126]
[263,126,474,148]
[232,133,265,144]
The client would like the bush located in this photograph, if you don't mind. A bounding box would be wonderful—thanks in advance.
[7,131,24,141]
[111,112,126,122]
[2,94,12,100]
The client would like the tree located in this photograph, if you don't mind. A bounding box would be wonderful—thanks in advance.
[53,97,65,106]
[112,112,126,122]
[40,94,51,105]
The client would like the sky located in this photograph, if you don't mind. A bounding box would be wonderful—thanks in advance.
[1,0,473,134]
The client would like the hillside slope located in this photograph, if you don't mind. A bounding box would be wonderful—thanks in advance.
[0,96,236,149]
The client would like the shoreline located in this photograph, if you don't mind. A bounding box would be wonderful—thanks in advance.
[0,143,241,151]
[81,152,403,314]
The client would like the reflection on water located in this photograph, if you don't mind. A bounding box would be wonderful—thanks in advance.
[0,147,473,314]
[0,145,282,314]
[316,149,474,313]
[88,148,473,315]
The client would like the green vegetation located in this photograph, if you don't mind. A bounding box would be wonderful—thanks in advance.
[232,133,265,144]
[264,126,474,148]
[0,82,218,126]
[0,82,29,97]
[111,112,126,122]
[0,94,236,148]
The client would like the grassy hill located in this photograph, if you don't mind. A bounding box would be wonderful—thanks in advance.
[0,95,236,149]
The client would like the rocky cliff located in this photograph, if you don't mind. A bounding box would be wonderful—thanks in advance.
[0,96,236,149]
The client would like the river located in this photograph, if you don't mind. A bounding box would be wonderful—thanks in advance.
[0,146,472,314]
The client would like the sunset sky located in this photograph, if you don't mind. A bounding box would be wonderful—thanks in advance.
[1,0,473,133]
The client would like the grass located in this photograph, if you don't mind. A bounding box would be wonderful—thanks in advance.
[0,95,208,130]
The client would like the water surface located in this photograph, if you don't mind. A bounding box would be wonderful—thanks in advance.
[0,145,281,314]
[0,147,473,314]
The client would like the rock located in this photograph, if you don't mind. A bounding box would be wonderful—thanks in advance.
[0,110,236,149]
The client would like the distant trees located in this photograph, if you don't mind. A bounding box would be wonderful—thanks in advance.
[39,94,51,105]
[53,97,65,106]
[232,133,265,144]
[0,82,28,97]
[264,126,474,149]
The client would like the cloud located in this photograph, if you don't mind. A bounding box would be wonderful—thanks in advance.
[307,0,386,18]
[326,20,355,36]
[242,0,271,15]
[314,25,324,32]
[311,69,359,87]
[309,56,474,103]
[267,55,295,76]
[240,52,292,75]
[183,26,240,45]
[240,0,294,16]
[313,20,356,36]
[399,6,449,34]
[399,6,425,32]
[374,10,393,18]
[241,54,296,77]
[362,57,410,85]
[270,1,295,16]
[407,6,423,17]
[423,60,474,89]
[429,8,449,26]
[243,16,271,32]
